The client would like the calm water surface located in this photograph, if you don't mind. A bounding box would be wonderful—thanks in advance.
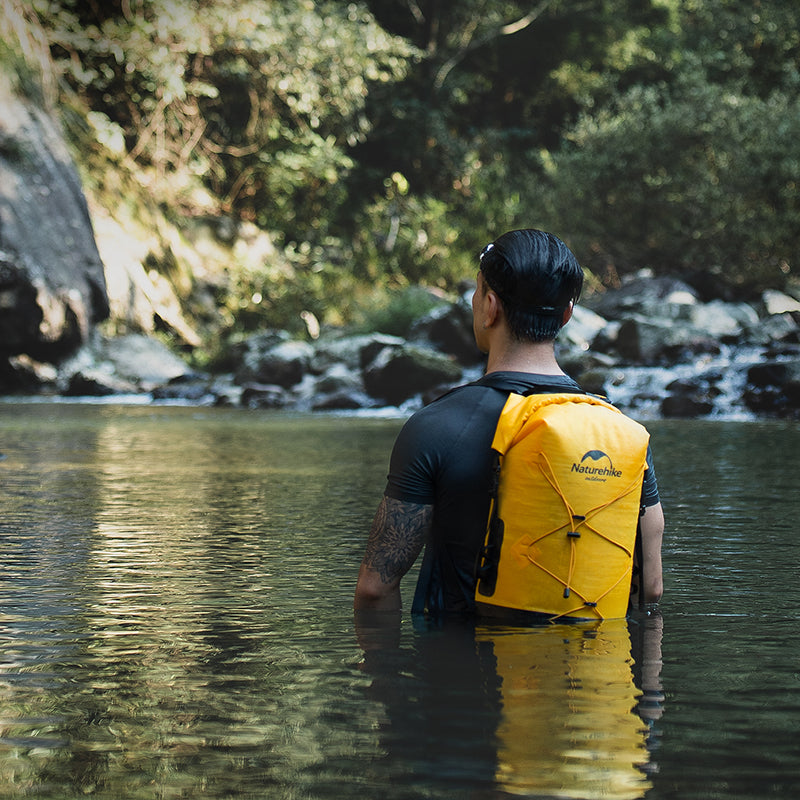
[1,403,798,799]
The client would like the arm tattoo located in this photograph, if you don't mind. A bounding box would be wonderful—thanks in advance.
[363,496,432,584]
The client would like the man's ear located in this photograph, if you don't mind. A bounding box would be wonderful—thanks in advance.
[561,301,574,327]
[484,289,502,327]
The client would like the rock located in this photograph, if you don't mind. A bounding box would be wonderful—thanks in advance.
[558,350,618,395]
[363,344,463,406]
[746,360,800,390]
[559,347,616,375]
[561,305,609,351]
[314,363,363,394]
[743,313,800,346]
[763,289,800,316]
[615,315,723,364]
[688,300,753,341]
[240,383,291,409]
[101,333,191,387]
[356,334,407,371]
[586,320,622,357]
[65,368,138,397]
[743,359,800,416]
[311,332,404,374]
[0,354,58,393]
[54,331,191,394]
[151,375,214,403]
[90,211,201,347]
[207,379,242,407]
[235,338,314,388]
[661,394,714,417]
[573,367,613,396]
[661,377,717,418]
[409,302,482,365]
[0,79,108,360]
[311,388,374,411]
[584,273,698,321]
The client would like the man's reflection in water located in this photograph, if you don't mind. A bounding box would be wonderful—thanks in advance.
[355,611,664,799]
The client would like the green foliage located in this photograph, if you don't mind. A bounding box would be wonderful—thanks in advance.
[350,285,450,337]
[351,174,465,287]
[8,0,800,351]
[37,0,415,237]
[668,0,800,96]
[356,0,671,192]
[0,0,55,103]
[546,64,799,291]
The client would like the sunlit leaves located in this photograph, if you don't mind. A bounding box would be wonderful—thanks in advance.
[36,0,414,236]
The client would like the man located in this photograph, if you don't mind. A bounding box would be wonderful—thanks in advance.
[354,229,664,616]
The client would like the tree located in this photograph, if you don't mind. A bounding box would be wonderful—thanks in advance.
[545,1,800,293]
[346,0,671,286]
[30,0,416,331]
[38,0,414,240]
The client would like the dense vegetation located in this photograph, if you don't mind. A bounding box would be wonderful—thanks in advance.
[3,0,799,343]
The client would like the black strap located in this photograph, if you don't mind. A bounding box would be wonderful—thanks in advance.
[475,451,504,597]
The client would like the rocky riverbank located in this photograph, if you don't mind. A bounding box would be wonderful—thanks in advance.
[4,60,799,421]
[3,272,800,419]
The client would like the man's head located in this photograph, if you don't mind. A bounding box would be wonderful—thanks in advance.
[478,229,583,342]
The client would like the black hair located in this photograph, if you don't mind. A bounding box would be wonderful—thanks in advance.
[478,229,583,342]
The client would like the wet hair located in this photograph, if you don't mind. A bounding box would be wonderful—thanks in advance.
[478,229,583,342]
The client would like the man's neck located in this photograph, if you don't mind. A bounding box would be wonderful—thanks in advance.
[484,339,565,376]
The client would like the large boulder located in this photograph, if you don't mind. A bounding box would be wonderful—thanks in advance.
[0,77,108,360]
[583,273,698,322]
[687,300,758,341]
[234,336,314,389]
[743,359,800,416]
[613,315,721,364]
[363,344,463,406]
[57,332,192,396]
[561,305,609,351]
[661,376,718,418]
[762,289,800,316]
[311,332,405,373]
[409,301,482,365]
[744,313,800,346]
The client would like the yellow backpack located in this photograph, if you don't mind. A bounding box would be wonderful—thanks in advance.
[475,392,650,620]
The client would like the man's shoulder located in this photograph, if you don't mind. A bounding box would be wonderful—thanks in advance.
[407,380,498,421]
[402,371,584,432]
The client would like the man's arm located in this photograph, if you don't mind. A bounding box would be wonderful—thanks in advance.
[354,495,432,610]
[639,501,665,604]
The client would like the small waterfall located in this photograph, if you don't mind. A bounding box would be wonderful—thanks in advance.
[603,345,766,420]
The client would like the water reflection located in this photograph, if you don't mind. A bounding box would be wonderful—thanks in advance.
[355,612,663,799]
[0,404,402,797]
[5,404,800,799]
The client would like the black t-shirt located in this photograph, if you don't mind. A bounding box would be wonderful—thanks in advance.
[384,371,660,614]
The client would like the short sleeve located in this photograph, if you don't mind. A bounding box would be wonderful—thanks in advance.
[641,445,660,507]
[384,413,439,505]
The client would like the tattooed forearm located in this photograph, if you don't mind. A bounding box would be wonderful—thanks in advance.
[362,496,432,584]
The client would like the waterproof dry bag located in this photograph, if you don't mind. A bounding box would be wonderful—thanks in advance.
[475,392,650,620]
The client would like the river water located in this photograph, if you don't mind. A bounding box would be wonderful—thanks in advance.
[1,402,798,799]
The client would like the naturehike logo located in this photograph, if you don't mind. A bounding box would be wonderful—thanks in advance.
[571,450,622,480]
